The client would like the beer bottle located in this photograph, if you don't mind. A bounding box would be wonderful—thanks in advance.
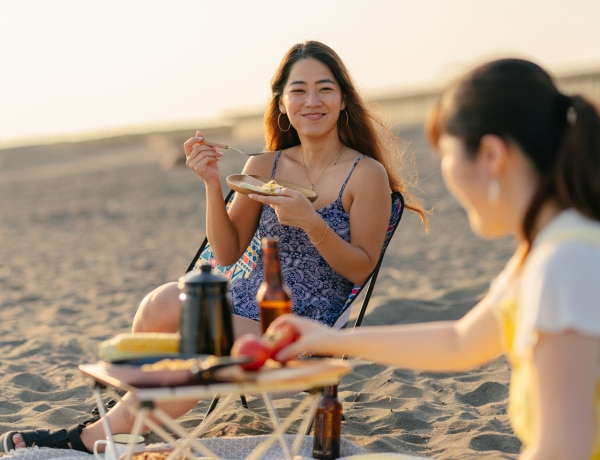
[312,384,342,459]
[256,237,292,333]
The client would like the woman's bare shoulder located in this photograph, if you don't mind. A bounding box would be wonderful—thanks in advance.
[342,151,390,206]
[351,152,388,181]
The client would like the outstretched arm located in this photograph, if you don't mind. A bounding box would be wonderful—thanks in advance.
[272,292,503,372]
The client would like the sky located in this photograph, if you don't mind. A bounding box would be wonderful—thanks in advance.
[1,0,599,148]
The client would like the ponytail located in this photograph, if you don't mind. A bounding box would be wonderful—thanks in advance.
[553,95,600,218]
[522,94,600,246]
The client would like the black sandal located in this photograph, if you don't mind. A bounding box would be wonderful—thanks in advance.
[88,398,118,423]
[0,424,90,453]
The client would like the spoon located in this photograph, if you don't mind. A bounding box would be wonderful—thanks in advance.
[204,141,267,157]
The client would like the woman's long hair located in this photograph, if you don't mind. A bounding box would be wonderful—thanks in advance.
[426,58,600,248]
[264,40,426,223]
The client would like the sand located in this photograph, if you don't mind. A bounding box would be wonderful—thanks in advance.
[0,125,519,459]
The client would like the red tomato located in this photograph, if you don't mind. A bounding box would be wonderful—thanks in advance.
[231,334,271,371]
[263,323,300,362]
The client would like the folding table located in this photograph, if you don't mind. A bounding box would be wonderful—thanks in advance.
[79,359,351,460]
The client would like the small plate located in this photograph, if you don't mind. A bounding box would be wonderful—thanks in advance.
[226,174,318,202]
[101,355,252,387]
[254,358,352,383]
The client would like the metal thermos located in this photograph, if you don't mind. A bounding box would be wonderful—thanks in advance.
[178,264,234,356]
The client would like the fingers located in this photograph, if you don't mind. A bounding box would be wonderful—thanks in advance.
[247,191,283,205]
[275,342,304,362]
[184,135,223,171]
[183,132,204,154]
[267,315,340,361]
[268,316,304,360]
[247,188,298,204]
[275,333,318,361]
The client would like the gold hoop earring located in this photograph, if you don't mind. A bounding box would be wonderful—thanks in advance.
[277,113,291,132]
[339,110,349,128]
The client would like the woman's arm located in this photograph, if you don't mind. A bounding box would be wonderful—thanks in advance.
[184,132,264,266]
[272,292,504,371]
[317,158,391,285]
[520,330,599,460]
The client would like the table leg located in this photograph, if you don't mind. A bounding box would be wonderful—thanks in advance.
[260,391,292,458]
[92,386,120,460]
[150,408,220,459]
[245,391,320,460]
[110,399,204,460]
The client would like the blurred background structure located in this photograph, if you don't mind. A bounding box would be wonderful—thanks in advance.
[2,0,600,150]
[224,66,600,147]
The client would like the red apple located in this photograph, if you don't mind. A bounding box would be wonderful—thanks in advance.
[263,323,300,362]
[231,334,271,371]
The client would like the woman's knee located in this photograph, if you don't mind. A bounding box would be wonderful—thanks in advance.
[132,282,181,333]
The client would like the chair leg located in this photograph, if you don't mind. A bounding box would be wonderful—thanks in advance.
[305,417,314,435]
[205,394,248,419]
[205,395,220,416]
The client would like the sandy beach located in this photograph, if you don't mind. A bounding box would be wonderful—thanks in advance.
[0,125,519,459]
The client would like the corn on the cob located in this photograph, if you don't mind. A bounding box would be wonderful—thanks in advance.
[99,333,181,361]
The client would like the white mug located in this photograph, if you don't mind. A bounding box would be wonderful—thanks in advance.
[93,433,145,460]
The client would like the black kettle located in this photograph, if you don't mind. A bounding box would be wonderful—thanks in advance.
[178,264,235,356]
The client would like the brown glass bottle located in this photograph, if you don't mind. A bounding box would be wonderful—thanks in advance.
[256,237,293,333]
[312,384,342,459]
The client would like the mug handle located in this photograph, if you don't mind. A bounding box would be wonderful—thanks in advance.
[93,439,108,460]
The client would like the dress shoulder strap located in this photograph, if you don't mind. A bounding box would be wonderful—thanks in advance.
[270,150,283,178]
[338,155,367,199]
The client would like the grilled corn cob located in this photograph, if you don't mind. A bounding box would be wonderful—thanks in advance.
[99,333,181,362]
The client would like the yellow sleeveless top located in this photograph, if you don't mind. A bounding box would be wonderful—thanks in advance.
[496,225,600,458]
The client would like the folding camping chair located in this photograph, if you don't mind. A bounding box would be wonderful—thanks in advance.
[185,189,405,416]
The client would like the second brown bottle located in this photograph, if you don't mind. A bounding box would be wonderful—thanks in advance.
[256,237,293,333]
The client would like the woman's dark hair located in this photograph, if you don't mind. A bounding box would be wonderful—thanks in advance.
[426,58,600,247]
[264,40,426,223]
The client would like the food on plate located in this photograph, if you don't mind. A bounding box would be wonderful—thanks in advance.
[99,332,181,362]
[140,358,197,371]
[230,334,271,371]
[240,179,283,194]
[260,179,283,193]
[263,323,300,363]
[132,450,184,460]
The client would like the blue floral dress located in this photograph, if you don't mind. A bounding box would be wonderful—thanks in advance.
[231,151,365,326]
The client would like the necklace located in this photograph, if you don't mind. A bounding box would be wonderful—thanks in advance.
[301,145,344,191]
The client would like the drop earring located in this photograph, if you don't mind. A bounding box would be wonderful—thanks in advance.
[488,179,500,204]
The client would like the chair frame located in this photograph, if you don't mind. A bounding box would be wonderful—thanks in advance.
[185,189,404,416]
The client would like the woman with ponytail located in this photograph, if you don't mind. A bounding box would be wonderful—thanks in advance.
[273,58,600,459]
